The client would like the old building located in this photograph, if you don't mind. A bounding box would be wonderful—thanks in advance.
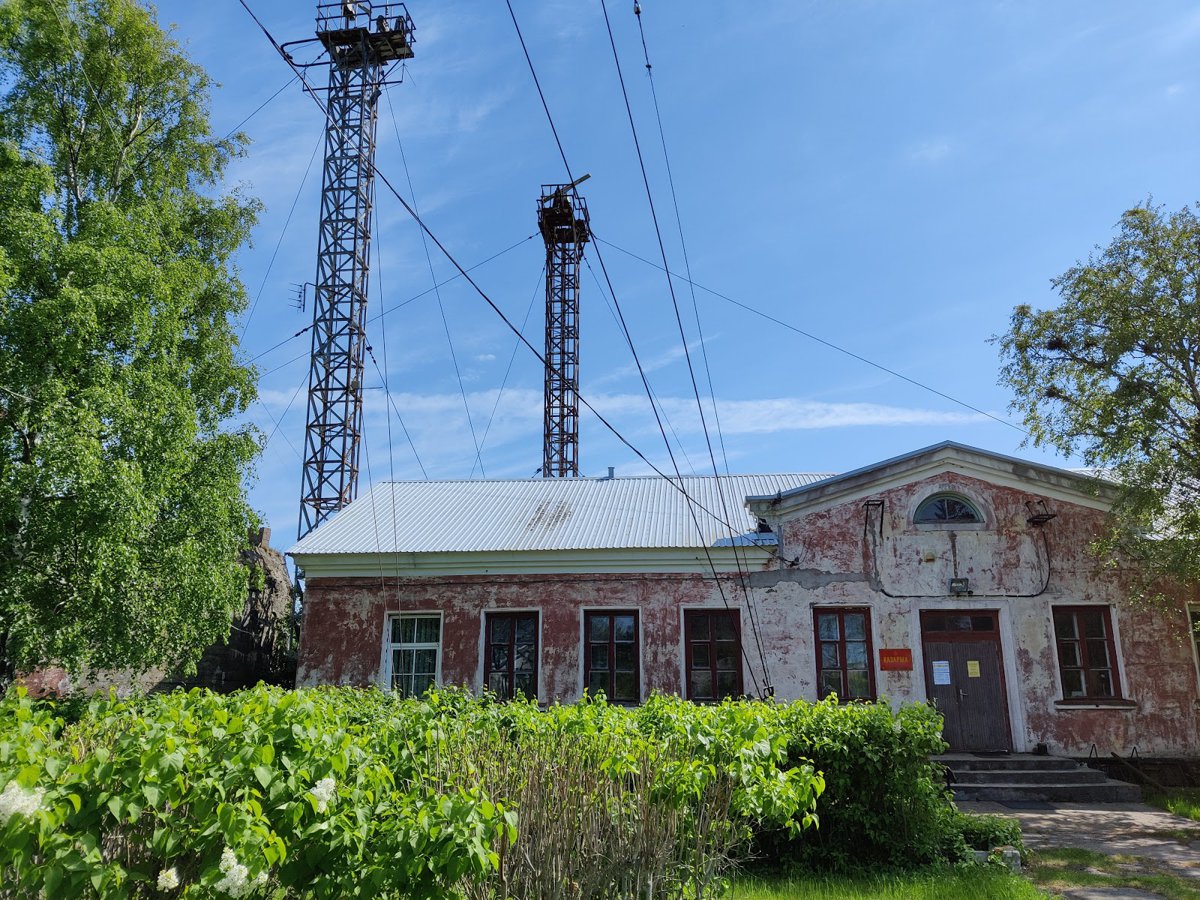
[291,442,1200,757]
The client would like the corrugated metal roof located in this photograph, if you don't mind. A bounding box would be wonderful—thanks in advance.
[289,474,834,555]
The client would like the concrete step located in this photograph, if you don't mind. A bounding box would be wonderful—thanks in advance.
[952,780,1143,803]
[937,753,1142,804]
[935,754,1079,771]
[951,768,1110,785]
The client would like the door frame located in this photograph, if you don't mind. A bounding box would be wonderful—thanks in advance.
[919,609,1013,751]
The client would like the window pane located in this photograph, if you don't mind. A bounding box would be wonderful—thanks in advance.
[414,649,436,674]
[515,616,535,643]
[588,671,608,695]
[691,670,714,700]
[817,614,840,641]
[845,641,867,668]
[846,670,871,699]
[392,648,403,674]
[820,670,842,698]
[716,671,739,698]
[615,643,635,671]
[1053,611,1077,640]
[488,673,510,696]
[821,642,840,669]
[491,617,512,643]
[614,672,638,702]
[1058,642,1080,668]
[692,642,710,668]
[614,615,636,642]
[589,615,610,642]
[924,614,945,632]
[1061,670,1085,698]
[415,617,440,644]
[971,616,994,632]
[401,617,416,644]
[411,673,434,696]
[1088,669,1115,698]
[1081,611,1106,639]
[714,615,736,641]
[400,649,415,675]
[715,641,738,670]
[391,617,403,644]
[514,674,536,698]
[844,613,866,641]
[687,613,709,640]
[946,616,972,631]
[490,646,509,672]
[1086,639,1110,668]
[514,648,534,673]
[591,643,610,670]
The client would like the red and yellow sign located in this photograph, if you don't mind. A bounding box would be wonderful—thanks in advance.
[879,649,913,671]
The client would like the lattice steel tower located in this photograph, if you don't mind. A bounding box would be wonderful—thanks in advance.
[298,2,414,538]
[538,178,590,478]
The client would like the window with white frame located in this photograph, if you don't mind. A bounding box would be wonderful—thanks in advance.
[385,614,441,697]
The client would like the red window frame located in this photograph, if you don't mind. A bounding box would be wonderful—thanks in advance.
[813,607,876,701]
[583,611,640,704]
[1052,605,1122,700]
[484,611,539,700]
[683,609,743,702]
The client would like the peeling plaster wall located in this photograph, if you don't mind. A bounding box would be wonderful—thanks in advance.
[297,470,1200,756]
[763,471,1200,756]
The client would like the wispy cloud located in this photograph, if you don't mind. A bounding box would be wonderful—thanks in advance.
[590,336,715,388]
[907,138,953,165]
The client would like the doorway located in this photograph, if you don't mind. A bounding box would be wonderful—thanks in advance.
[920,610,1012,752]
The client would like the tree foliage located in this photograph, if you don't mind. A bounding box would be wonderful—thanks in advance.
[997,202,1200,593]
[0,0,261,682]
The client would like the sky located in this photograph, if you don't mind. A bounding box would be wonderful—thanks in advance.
[149,1,1200,545]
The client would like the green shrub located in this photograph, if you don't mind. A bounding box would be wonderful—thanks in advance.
[760,697,957,870]
[0,686,823,898]
[954,812,1023,853]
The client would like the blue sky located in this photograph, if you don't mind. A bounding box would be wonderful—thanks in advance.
[153,1,1200,543]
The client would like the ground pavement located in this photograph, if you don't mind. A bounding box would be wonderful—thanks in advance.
[958,801,1200,899]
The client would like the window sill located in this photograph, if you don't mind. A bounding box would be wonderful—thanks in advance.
[1054,698,1136,710]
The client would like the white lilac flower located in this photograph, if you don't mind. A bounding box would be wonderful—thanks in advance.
[215,847,252,898]
[156,867,180,891]
[310,776,337,813]
[0,781,45,824]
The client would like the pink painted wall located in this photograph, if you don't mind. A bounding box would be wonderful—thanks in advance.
[297,469,1200,756]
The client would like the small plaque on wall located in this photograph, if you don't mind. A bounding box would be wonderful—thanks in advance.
[879,648,913,671]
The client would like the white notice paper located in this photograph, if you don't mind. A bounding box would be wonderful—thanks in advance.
[932,660,951,685]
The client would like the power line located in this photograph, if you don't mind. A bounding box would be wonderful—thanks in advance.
[471,264,545,479]
[508,0,765,695]
[233,0,759,550]
[222,74,300,141]
[241,129,323,339]
[246,233,536,366]
[386,89,487,477]
[595,235,1028,435]
[621,0,771,688]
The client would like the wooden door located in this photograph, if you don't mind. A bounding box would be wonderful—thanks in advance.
[921,611,1011,752]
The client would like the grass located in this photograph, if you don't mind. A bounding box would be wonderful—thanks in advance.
[727,869,1046,899]
[1147,787,1200,822]
[1027,846,1200,900]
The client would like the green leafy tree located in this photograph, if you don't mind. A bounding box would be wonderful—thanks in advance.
[0,0,261,684]
[997,202,1200,597]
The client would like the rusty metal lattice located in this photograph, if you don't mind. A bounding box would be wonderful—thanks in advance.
[538,182,590,479]
[298,2,415,539]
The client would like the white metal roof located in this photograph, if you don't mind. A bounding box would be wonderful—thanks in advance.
[289,474,833,556]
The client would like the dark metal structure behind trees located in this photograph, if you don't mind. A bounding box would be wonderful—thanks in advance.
[538,180,590,478]
[298,2,414,539]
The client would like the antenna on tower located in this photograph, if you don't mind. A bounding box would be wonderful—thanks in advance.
[538,175,591,478]
[296,2,415,539]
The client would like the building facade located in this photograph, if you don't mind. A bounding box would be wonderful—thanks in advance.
[292,443,1200,757]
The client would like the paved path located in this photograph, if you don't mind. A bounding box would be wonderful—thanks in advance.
[959,801,1200,898]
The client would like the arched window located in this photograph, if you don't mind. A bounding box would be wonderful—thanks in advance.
[914,493,982,525]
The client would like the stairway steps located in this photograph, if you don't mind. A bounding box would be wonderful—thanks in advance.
[936,753,1142,804]
[951,768,1109,785]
